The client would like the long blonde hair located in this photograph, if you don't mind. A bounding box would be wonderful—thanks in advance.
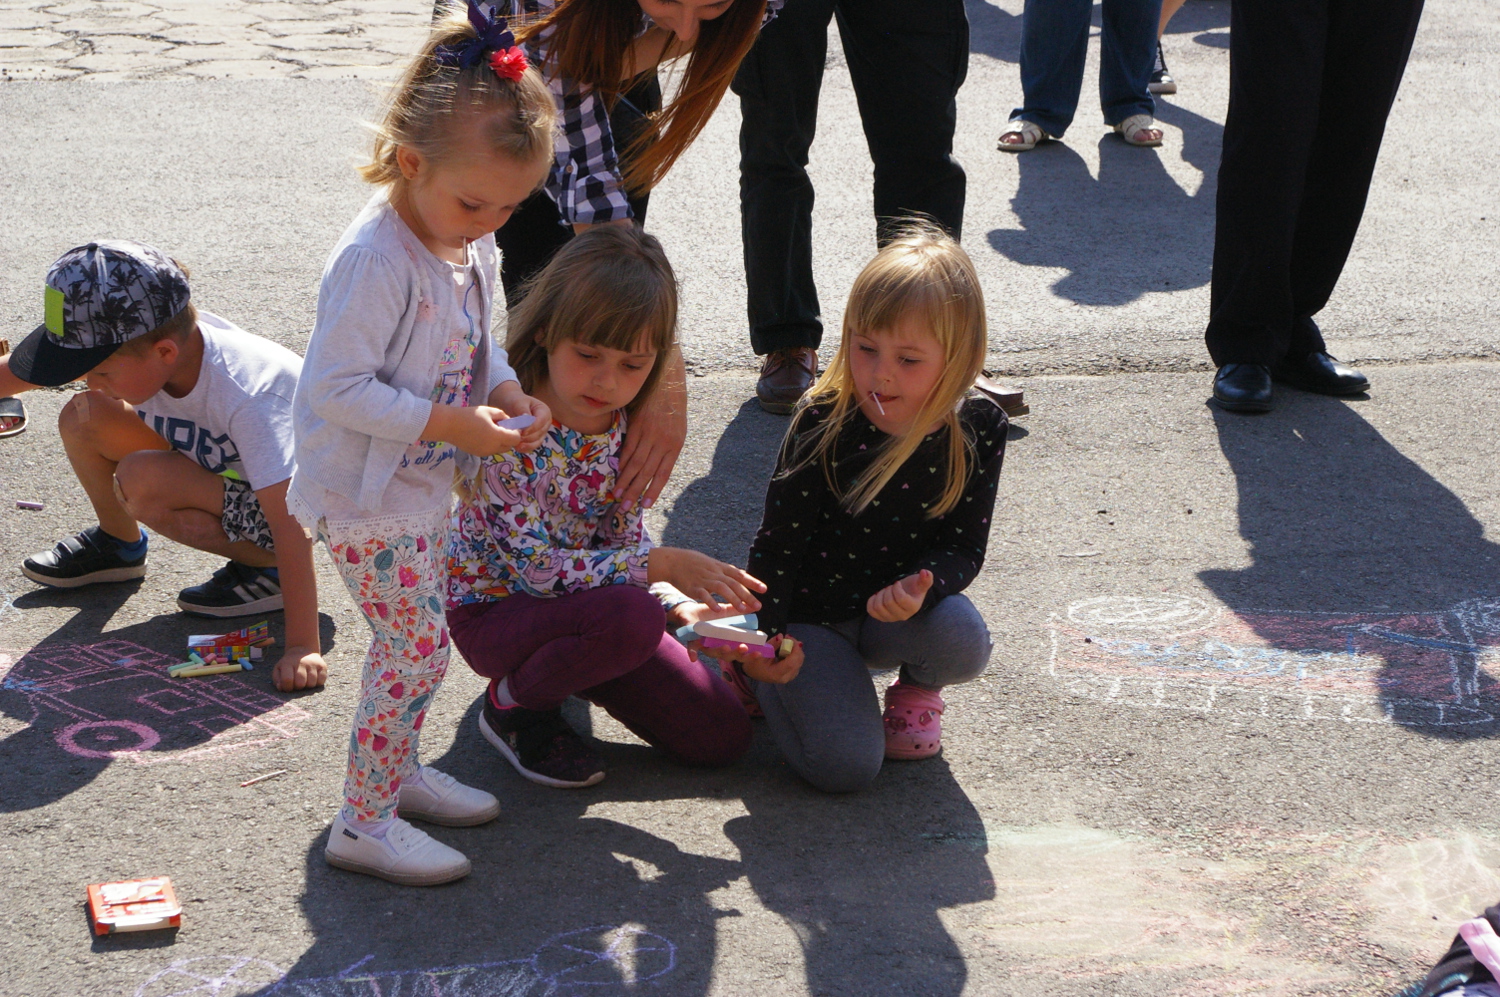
[505,226,678,416]
[360,4,557,187]
[787,221,987,519]
[516,0,767,193]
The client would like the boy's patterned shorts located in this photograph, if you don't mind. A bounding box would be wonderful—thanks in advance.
[222,479,275,551]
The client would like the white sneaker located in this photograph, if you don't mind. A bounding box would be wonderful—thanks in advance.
[398,765,500,827]
[325,815,471,886]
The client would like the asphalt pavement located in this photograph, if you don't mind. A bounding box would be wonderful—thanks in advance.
[2,2,1499,996]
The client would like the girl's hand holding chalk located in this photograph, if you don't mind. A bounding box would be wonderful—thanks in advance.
[866,569,933,623]
[743,635,804,685]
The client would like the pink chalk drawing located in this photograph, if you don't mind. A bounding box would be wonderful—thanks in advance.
[1048,595,1500,726]
[134,925,678,997]
[0,639,307,764]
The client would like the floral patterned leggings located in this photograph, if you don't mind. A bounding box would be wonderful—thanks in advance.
[324,512,451,825]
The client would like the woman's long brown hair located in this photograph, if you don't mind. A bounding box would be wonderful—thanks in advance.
[517,0,767,193]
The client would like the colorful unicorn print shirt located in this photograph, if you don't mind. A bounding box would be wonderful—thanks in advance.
[446,411,652,606]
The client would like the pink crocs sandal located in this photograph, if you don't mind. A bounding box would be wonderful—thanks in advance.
[719,660,763,718]
[883,681,945,760]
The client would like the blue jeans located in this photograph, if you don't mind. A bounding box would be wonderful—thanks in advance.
[1012,0,1161,137]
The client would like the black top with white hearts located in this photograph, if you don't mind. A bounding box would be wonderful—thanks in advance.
[747,391,1007,636]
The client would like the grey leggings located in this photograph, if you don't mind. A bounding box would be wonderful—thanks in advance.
[752,595,992,794]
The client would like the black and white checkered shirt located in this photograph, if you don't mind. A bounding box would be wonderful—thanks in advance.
[513,0,783,226]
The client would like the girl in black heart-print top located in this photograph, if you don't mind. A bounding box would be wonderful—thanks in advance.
[693,220,1007,793]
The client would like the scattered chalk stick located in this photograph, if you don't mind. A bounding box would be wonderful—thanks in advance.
[239,769,288,788]
[778,637,795,658]
[15,501,44,511]
[497,413,536,430]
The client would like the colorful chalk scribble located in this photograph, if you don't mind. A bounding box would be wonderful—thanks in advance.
[1049,595,1500,727]
[133,925,677,997]
[0,639,307,763]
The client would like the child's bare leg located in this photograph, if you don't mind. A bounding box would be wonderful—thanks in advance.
[113,450,274,566]
[57,391,171,542]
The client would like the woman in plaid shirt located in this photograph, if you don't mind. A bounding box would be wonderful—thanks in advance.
[458,0,782,509]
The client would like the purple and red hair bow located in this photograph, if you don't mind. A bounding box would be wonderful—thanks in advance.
[435,0,529,82]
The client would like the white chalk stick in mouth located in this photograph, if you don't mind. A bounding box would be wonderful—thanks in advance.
[498,414,536,430]
[870,392,886,415]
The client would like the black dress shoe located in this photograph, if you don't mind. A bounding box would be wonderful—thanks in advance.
[1212,363,1273,413]
[1271,351,1370,396]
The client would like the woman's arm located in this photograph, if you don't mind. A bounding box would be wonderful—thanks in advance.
[615,345,686,508]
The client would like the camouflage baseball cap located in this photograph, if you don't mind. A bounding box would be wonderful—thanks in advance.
[8,240,191,387]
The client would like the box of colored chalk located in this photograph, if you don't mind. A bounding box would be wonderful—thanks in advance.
[87,877,181,935]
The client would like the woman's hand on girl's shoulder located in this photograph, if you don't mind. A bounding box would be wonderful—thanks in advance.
[648,547,766,613]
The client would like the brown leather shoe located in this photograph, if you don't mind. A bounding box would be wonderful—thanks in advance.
[756,347,818,415]
[975,371,1029,417]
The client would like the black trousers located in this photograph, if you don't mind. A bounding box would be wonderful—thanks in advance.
[1205,0,1426,366]
[495,75,662,306]
[732,0,969,355]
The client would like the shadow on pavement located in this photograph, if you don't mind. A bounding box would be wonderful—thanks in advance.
[1200,395,1500,738]
[659,397,787,563]
[0,590,335,812]
[217,699,990,996]
[985,99,1221,306]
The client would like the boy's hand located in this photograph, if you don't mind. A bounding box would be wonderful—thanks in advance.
[866,569,933,623]
[648,547,765,613]
[271,646,327,692]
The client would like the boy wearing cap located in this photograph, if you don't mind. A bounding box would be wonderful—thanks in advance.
[0,240,326,692]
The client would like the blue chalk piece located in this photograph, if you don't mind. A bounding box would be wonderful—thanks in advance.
[244,662,253,671]
[114,659,135,666]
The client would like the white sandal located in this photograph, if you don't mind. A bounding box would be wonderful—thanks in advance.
[1113,114,1163,147]
[997,118,1048,153]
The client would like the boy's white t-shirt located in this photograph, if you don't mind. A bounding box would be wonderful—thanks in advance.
[134,311,300,492]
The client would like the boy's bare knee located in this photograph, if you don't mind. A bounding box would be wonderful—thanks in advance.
[113,452,160,516]
[57,391,93,440]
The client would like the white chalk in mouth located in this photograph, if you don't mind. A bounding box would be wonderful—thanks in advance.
[870,392,886,415]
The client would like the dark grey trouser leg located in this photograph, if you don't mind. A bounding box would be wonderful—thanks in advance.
[753,622,886,793]
[857,595,993,689]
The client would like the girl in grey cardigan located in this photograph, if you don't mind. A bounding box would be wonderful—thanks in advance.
[289,6,557,887]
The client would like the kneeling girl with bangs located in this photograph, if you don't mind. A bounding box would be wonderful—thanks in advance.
[695,221,1006,793]
[446,226,765,788]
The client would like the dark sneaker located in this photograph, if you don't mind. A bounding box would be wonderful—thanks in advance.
[177,560,283,618]
[477,694,604,788]
[1149,42,1177,94]
[22,527,147,588]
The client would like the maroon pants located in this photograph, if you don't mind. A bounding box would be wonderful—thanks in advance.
[447,586,752,767]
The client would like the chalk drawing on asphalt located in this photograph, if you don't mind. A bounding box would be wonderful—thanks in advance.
[133,925,678,997]
[0,639,307,763]
[1049,594,1500,726]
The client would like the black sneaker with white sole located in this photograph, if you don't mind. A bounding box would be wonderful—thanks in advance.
[177,560,283,618]
[1149,41,1177,94]
[478,694,605,788]
[22,527,147,588]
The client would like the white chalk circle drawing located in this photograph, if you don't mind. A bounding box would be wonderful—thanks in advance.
[1066,595,1220,636]
[134,925,677,997]
[0,639,307,764]
[1049,594,1500,727]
